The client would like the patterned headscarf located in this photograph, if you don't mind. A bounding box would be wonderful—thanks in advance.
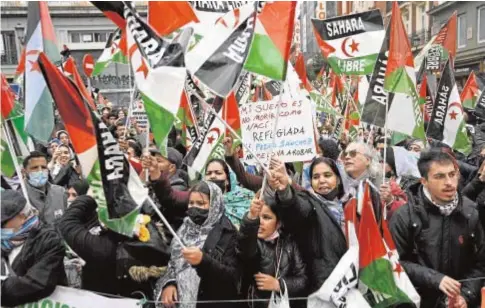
[155,181,226,307]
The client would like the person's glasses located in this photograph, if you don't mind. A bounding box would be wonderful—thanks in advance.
[343,150,359,158]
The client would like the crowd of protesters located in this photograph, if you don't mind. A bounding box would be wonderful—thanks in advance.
[1,101,485,308]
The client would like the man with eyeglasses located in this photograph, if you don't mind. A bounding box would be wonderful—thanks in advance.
[340,142,384,221]
[390,148,485,308]
[1,190,66,306]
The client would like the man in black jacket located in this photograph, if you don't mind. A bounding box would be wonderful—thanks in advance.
[390,148,485,308]
[1,190,66,307]
[57,195,170,299]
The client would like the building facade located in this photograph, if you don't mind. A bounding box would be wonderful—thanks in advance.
[428,1,485,88]
[1,1,147,107]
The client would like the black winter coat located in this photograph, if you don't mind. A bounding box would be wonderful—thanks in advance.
[463,175,485,230]
[275,186,347,294]
[390,183,485,308]
[1,226,67,307]
[237,213,308,308]
[58,195,170,299]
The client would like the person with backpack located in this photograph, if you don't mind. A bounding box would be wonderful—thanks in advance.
[390,148,485,308]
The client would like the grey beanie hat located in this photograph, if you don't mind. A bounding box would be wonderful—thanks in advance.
[1,190,28,225]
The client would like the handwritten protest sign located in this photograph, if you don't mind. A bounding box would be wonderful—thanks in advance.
[131,100,148,129]
[240,95,316,164]
[9,286,138,308]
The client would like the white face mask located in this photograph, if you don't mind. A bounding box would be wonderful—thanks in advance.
[28,170,49,187]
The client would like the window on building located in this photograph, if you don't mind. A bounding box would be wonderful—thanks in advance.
[458,14,467,48]
[68,30,111,43]
[479,6,485,43]
[0,31,18,65]
[420,5,426,32]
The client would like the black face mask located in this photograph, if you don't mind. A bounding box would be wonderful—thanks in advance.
[321,187,340,201]
[210,179,227,193]
[187,207,209,226]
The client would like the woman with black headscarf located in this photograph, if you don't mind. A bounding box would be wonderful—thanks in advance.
[155,181,240,308]
[268,157,348,294]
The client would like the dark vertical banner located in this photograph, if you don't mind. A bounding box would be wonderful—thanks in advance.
[474,90,485,120]
[426,60,453,141]
[360,24,394,127]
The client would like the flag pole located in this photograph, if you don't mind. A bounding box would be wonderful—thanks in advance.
[190,91,271,175]
[382,92,389,185]
[260,83,284,200]
[1,124,32,207]
[123,84,137,140]
[146,197,185,248]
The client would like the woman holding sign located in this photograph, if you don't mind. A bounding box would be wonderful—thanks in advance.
[268,157,347,294]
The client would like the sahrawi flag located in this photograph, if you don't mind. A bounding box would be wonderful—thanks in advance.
[24,1,61,143]
[186,2,257,97]
[357,183,417,307]
[125,2,191,154]
[461,71,481,109]
[383,2,426,141]
[183,97,226,173]
[415,12,457,79]
[92,28,128,77]
[176,88,199,151]
[427,59,471,154]
[312,10,385,76]
[419,74,435,122]
[308,199,368,308]
[1,75,29,178]
[474,87,485,120]
[244,1,296,81]
[38,52,150,240]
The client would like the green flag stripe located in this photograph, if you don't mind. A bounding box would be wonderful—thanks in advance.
[244,34,286,80]
[142,93,175,151]
[25,88,54,143]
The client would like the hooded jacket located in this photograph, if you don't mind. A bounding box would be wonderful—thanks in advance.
[390,182,485,307]
[1,226,67,307]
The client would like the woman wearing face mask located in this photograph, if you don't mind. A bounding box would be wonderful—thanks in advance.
[268,157,347,294]
[146,155,254,229]
[238,192,307,308]
[48,144,81,188]
[155,181,240,308]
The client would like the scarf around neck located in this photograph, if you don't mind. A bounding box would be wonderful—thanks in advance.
[1,215,40,255]
[156,181,226,308]
[422,187,459,216]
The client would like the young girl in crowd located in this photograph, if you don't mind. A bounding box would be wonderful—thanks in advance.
[238,191,307,308]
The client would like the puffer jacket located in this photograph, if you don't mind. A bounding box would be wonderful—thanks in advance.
[1,226,67,307]
[237,214,307,308]
[275,186,347,294]
[390,182,485,308]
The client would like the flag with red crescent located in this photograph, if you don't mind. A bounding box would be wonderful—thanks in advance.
[427,59,471,154]
[312,10,384,76]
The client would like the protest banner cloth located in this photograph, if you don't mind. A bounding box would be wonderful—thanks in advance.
[240,94,317,165]
[6,286,139,308]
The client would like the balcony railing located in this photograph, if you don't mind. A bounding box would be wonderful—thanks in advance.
[409,29,432,48]
[1,48,18,65]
